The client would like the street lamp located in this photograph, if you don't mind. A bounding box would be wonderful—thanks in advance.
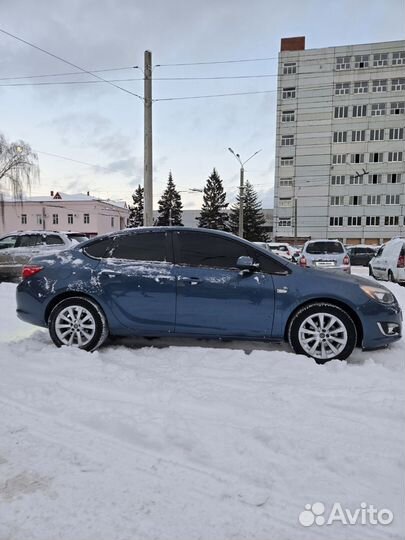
[228,147,262,238]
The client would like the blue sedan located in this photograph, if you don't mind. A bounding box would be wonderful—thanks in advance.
[16,227,402,363]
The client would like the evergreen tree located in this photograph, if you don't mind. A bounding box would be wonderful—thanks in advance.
[128,184,144,227]
[197,168,229,230]
[229,181,268,241]
[155,171,183,226]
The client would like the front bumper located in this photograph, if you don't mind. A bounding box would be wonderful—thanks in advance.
[361,299,402,350]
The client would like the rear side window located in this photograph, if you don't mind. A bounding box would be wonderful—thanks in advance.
[112,233,167,262]
[0,235,17,249]
[45,234,65,245]
[306,242,344,254]
[15,234,43,247]
[84,238,115,259]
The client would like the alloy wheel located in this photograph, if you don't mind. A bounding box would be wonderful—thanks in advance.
[298,312,348,361]
[54,305,97,347]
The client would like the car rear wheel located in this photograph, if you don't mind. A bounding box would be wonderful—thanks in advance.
[49,297,108,351]
[288,303,357,363]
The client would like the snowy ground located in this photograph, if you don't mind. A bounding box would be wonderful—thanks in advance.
[0,269,404,540]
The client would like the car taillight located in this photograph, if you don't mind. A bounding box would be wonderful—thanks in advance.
[299,256,307,267]
[22,265,43,279]
[343,255,350,266]
[397,255,405,268]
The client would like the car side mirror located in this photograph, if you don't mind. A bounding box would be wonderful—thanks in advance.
[236,256,259,274]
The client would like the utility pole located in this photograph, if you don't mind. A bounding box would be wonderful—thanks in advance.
[144,50,153,226]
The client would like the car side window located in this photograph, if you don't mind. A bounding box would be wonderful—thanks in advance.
[15,235,42,247]
[84,238,115,259]
[45,234,65,245]
[0,235,18,249]
[111,232,168,262]
[248,249,288,275]
[375,246,384,257]
[175,232,249,269]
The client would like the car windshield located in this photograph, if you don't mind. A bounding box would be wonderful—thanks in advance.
[269,245,288,252]
[306,242,344,254]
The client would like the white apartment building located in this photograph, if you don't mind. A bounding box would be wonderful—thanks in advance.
[0,191,130,237]
[274,36,405,245]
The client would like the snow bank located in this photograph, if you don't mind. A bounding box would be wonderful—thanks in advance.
[0,275,404,540]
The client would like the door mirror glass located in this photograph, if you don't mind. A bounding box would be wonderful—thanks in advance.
[236,256,258,271]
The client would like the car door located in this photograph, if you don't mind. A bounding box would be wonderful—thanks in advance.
[0,235,19,277]
[371,245,386,278]
[173,230,278,338]
[96,230,176,333]
[6,234,44,274]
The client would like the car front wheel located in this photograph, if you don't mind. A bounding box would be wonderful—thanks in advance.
[288,303,357,363]
[49,297,108,351]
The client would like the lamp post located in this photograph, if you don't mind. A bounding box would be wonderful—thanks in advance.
[228,148,262,238]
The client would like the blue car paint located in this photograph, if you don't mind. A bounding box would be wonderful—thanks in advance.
[16,227,402,350]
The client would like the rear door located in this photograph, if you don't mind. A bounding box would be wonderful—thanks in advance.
[173,230,277,338]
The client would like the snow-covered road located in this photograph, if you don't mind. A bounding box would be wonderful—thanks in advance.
[0,270,404,540]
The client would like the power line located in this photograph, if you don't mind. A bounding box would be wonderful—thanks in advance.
[0,65,138,81]
[35,149,114,172]
[155,56,278,67]
[154,89,277,102]
[0,26,143,100]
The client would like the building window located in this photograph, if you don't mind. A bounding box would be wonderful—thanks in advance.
[385,216,399,226]
[369,152,384,163]
[21,214,27,224]
[335,56,351,70]
[333,131,347,143]
[84,213,90,224]
[281,135,294,146]
[281,157,294,166]
[391,78,405,91]
[388,151,403,162]
[36,214,43,225]
[282,87,296,99]
[334,106,348,119]
[331,196,344,206]
[373,53,388,67]
[370,128,384,141]
[352,130,365,142]
[389,128,404,140]
[387,173,401,184]
[392,51,405,65]
[281,110,295,122]
[368,174,382,184]
[366,216,380,226]
[335,82,350,95]
[52,214,58,225]
[390,101,405,115]
[278,218,291,227]
[331,175,345,185]
[371,103,386,116]
[372,79,387,92]
[329,217,343,227]
[279,197,293,207]
[386,194,400,205]
[353,81,368,94]
[333,154,346,164]
[352,104,367,117]
[351,153,364,164]
[67,214,73,225]
[348,216,361,226]
[279,178,293,186]
[367,195,381,205]
[349,175,363,185]
[283,62,297,75]
[111,216,115,227]
[354,55,369,69]
[349,195,362,205]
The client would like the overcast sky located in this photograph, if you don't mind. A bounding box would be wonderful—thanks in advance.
[0,0,404,209]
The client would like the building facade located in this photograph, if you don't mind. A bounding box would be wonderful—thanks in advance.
[274,37,405,244]
[0,191,129,237]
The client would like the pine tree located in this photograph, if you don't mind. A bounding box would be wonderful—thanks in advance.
[197,168,229,230]
[155,171,183,226]
[128,185,144,227]
[229,181,268,241]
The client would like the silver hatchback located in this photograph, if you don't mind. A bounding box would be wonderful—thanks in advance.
[299,240,351,273]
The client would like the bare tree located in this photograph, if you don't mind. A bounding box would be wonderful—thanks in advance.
[0,132,39,218]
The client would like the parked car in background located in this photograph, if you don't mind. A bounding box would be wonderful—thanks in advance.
[16,227,402,363]
[347,245,377,266]
[0,231,87,281]
[299,240,351,273]
[369,238,405,284]
[266,242,296,262]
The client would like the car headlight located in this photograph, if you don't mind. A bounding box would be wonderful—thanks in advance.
[360,285,395,304]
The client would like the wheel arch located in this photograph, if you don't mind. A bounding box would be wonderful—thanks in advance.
[44,291,106,324]
[284,298,363,347]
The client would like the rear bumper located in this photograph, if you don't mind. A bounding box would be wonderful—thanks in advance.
[16,282,48,328]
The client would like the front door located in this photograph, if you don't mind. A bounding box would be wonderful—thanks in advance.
[173,230,278,338]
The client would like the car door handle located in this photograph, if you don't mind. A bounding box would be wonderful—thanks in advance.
[178,276,201,285]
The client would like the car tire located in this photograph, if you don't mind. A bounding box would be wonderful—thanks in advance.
[288,303,357,364]
[49,296,109,351]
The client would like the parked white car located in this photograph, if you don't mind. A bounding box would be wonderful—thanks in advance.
[266,242,296,262]
[369,238,405,284]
